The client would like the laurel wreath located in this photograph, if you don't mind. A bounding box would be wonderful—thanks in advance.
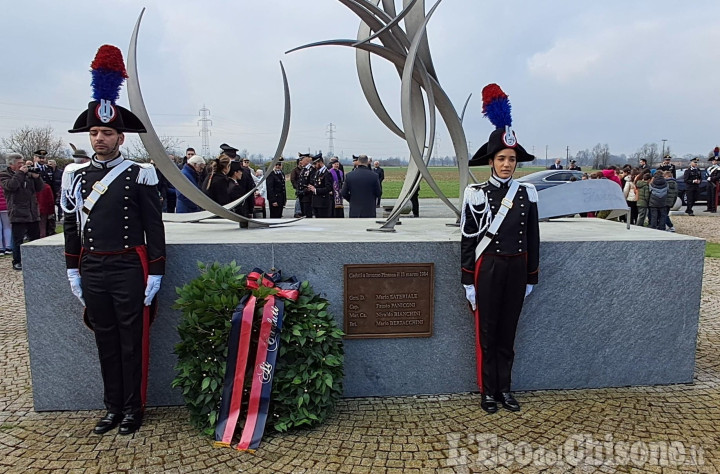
[172,262,344,436]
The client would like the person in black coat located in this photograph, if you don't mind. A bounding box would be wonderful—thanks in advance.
[373,160,385,208]
[202,156,231,205]
[683,158,702,215]
[298,154,317,217]
[266,160,287,218]
[307,155,333,218]
[341,155,381,218]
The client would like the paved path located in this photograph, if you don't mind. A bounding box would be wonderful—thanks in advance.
[1,215,719,473]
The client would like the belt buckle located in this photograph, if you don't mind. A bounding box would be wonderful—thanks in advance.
[92,182,108,195]
[501,197,514,209]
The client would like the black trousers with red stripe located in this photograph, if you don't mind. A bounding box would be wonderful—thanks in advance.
[81,252,145,415]
[474,254,527,396]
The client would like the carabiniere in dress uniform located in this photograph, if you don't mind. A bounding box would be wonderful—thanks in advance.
[61,44,166,437]
[461,84,540,415]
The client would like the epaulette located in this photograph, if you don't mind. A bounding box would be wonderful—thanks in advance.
[134,162,159,186]
[519,182,538,203]
[61,163,91,192]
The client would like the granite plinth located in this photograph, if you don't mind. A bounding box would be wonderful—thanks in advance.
[22,218,704,411]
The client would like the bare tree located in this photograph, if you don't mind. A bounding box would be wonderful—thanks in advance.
[632,143,659,167]
[575,149,591,167]
[591,143,610,169]
[124,136,183,163]
[1,125,65,160]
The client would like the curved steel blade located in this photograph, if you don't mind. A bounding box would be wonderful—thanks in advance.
[127,9,299,226]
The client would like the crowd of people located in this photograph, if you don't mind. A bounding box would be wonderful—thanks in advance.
[564,155,720,229]
[0,149,64,270]
[153,146,386,221]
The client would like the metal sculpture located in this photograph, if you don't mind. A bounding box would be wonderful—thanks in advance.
[287,0,470,231]
[127,9,300,227]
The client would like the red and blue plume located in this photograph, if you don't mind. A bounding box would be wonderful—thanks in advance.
[90,45,128,104]
[481,83,512,129]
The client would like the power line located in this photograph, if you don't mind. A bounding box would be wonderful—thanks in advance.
[198,105,212,158]
[326,123,336,157]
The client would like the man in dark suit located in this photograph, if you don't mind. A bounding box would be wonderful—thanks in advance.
[341,155,381,217]
[266,159,287,218]
[548,158,563,170]
[307,155,333,218]
[373,160,385,208]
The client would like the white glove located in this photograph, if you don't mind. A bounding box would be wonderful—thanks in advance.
[525,284,534,298]
[144,275,163,306]
[67,269,85,306]
[463,284,476,311]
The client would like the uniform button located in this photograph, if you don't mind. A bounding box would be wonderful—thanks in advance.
[489,198,493,201]
[124,207,128,211]
[519,230,523,234]
[518,248,522,252]
[124,236,129,239]
[87,218,91,222]
[519,196,524,199]
[88,238,93,242]
[124,245,129,249]
[124,216,129,220]
[521,222,525,226]
[127,168,132,172]
[82,189,87,194]
[495,240,500,244]
[125,186,130,190]
[82,171,87,175]
[124,196,129,200]
[90,246,95,251]
[81,180,86,184]
[521,212,525,216]
[87,228,92,232]
[519,240,523,244]
[126,176,131,181]
[124,226,128,230]
[496,249,500,252]
[521,204,525,208]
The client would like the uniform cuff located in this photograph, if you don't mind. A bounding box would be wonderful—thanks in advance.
[148,257,166,275]
[65,253,79,269]
[461,268,475,285]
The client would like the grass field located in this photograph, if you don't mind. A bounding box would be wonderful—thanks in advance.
[380,166,549,199]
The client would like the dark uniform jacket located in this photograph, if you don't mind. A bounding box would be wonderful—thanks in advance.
[0,168,44,223]
[684,167,702,187]
[460,177,539,286]
[61,155,166,274]
[266,169,287,206]
[298,164,316,204]
[311,167,333,209]
[341,166,381,217]
[658,163,676,178]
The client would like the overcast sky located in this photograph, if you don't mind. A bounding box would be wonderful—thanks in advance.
[3,0,720,161]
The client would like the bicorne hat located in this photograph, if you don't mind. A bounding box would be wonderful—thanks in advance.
[69,45,146,134]
[220,143,239,153]
[469,84,534,166]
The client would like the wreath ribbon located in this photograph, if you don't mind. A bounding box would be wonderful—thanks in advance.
[214,268,299,450]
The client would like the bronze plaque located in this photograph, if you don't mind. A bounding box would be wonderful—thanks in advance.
[343,263,434,339]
